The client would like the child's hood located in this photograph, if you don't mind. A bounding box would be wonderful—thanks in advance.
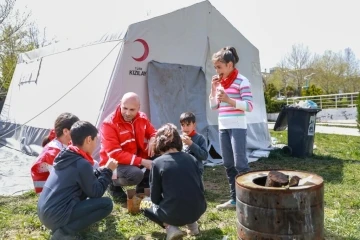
[53,149,82,170]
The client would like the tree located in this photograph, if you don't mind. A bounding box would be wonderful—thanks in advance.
[343,48,360,92]
[273,45,360,96]
[264,83,276,109]
[0,0,14,25]
[265,83,278,99]
[0,0,30,44]
[311,50,346,94]
[283,44,313,95]
[0,25,36,92]
[0,1,48,93]
[277,60,293,90]
[265,70,283,91]
[0,0,29,92]
[284,85,295,97]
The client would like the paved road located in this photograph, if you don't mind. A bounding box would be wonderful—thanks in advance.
[268,123,360,136]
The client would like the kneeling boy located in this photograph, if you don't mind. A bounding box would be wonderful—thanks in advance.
[37,121,118,240]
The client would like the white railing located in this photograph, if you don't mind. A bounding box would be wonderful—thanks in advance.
[286,92,359,109]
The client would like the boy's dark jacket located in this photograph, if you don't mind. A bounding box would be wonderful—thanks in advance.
[183,133,208,173]
[37,148,112,230]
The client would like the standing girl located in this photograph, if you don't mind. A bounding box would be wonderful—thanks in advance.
[209,46,253,209]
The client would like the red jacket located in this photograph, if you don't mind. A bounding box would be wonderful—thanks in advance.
[99,106,157,167]
[30,139,65,193]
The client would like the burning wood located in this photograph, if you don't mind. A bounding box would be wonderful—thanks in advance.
[265,171,289,187]
[289,175,301,187]
[265,171,302,188]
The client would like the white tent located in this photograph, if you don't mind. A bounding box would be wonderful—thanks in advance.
[0,0,271,160]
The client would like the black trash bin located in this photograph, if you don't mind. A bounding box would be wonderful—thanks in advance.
[274,106,321,158]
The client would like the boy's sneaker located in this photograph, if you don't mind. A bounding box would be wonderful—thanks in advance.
[186,222,200,236]
[216,199,236,210]
[166,225,185,240]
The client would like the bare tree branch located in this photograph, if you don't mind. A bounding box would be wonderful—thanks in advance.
[0,0,31,44]
[0,0,15,26]
[284,43,313,95]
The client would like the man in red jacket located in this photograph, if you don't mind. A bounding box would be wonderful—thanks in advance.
[99,92,156,202]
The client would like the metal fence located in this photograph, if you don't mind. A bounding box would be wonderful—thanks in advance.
[286,92,359,109]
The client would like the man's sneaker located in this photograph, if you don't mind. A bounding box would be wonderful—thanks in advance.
[216,199,236,210]
[108,183,127,202]
[166,225,185,240]
[51,229,75,240]
[186,222,200,236]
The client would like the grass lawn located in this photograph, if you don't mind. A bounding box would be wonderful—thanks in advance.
[1,131,360,239]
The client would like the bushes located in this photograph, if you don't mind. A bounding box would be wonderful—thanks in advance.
[267,100,287,113]
[264,87,287,113]
[339,97,349,107]
[264,84,286,113]
[301,84,323,96]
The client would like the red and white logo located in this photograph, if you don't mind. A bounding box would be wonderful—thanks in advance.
[132,39,149,62]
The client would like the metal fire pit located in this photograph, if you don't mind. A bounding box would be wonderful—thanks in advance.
[235,170,324,240]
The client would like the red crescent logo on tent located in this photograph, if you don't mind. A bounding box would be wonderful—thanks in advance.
[132,39,149,62]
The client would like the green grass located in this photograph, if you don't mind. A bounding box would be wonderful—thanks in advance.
[1,131,360,239]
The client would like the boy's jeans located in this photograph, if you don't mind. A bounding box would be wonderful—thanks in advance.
[60,197,113,235]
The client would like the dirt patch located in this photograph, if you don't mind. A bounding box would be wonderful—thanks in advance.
[203,181,222,191]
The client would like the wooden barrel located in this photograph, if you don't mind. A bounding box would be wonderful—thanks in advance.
[235,170,324,240]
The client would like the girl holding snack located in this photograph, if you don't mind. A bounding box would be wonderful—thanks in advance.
[209,46,253,210]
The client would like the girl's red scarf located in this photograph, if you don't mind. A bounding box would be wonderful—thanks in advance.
[220,68,239,89]
[68,145,95,166]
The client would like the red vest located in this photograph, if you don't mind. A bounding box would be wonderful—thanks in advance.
[30,139,65,193]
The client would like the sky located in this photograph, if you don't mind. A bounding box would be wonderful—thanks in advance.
[14,0,360,72]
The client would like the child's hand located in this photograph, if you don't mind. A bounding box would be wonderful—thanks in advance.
[181,135,193,146]
[141,159,153,170]
[105,158,118,171]
[216,89,230,103]
[211,75,220,93]
[146,137,155,157]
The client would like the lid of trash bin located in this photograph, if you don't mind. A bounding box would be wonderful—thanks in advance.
[273,107,288,131]
[286,107,322,113]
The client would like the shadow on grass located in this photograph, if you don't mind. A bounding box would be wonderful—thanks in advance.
[203,166,229,204]
[195,228,228,240]
[151,227,226,240]
[80,214,127,240]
